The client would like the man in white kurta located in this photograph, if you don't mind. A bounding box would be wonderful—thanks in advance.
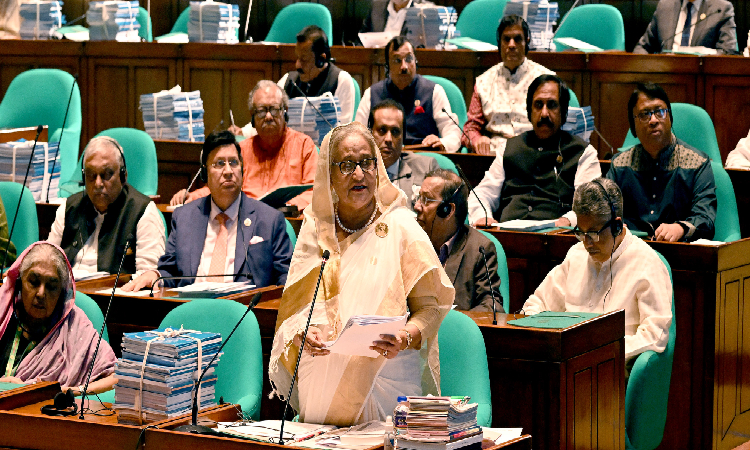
[725,127,750,169]
[522,178,673,363]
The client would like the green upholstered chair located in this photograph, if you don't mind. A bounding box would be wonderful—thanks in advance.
[478,230,510,314]
[438,310,492,427]
[422,75,467,129]
[554,4,625,51]
[710,162,741,242]
[0,182,38,257]
[154,6,189,41]
[159,298,264,419]
[136,7,153,42]
[75,291,109,343]
[351,78,361,122]
[285,218,297,249]
[264,3,332,44]
[455,0,508,45]
[568,88,580,108]
[420,152,457,175]
[625,252,675,450]
[0,69,81,186]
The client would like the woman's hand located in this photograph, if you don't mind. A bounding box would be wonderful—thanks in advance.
[0,376,24,384]
[370,332,404,360]
[296,326,330,357]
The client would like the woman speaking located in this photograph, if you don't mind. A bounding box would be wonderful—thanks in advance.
[269,122,454,426]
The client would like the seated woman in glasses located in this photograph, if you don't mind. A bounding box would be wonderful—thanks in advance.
[522,178,673,366]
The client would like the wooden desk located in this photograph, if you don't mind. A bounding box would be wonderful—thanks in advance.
[0,126,48,143]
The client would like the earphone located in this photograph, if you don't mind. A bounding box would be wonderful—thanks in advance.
[437,184,463,219]
[41,389,78,416]
[199,142,244,183]
[591,179,623,237]
[81,136,127,185]
[310,33,330,69]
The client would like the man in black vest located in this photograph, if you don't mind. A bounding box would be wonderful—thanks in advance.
[468,75,601,227]
[47,136,166,275]
[355,36,462,153]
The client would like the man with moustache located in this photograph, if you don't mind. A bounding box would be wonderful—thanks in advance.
[522,178,672,365]
[606,82,716,242]
[468,74,600,227]
[368,99,439,206]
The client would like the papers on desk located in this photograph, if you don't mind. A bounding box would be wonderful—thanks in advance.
[481,428,523,445]
[171,281,256,298]
[19,0,64,40]
[358,32,396,48]
[553,37,603,52]
[287,95,342,146]
[324,314,408,358]
[188,0,239,43]
[95,287,150,297]
[216,420,336,443]
[259,184,313,208]
[0,140,61,201]
[691,238,724,246]
[88,1,141,42]
[140,86,205,142]
[403,7,457,49]
[562,106,595,142]
[670,45,719,56]
[444,37,497,51]
[72,270,109,281]
[495,219,556,231]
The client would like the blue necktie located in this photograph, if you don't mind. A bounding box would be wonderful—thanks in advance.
[681,3,693,46]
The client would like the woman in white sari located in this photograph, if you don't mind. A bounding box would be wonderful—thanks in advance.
[269,122,454,426]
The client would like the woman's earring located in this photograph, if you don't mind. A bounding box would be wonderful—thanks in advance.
[331,189,339,204]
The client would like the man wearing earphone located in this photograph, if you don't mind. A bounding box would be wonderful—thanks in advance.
[523,178,673,365]
[415,169,503,312]
[48,136,165,276]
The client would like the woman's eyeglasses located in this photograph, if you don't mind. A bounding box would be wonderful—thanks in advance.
[332,158,377,176]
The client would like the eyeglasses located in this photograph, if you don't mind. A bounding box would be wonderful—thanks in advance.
[390,54,415,66]
[572,220,613,242]
[254,106,284,118]
[84,168,116,183]
[332,158,377,176]
[414,194,439,206]
[210,158,241,170]
[634,108,670,123]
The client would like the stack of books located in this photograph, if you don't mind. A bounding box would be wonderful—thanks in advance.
[397,396,482,450]
[19,0,64,39]
[287,96,341,147]
[403,6,457,49]
[0,140,60,201]
[562,106,595,142]
[140,86,205,142]
[88,1,140,42]
[113,328,223,424]
[187,1,239,43]
[505,0,559,50]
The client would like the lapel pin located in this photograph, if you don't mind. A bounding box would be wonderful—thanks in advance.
[244,218,252,227]
[414,99,421,107]
[700,13,706,20]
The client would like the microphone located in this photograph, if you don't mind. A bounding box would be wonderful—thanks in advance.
[0,125,43,275]
[174,291,264,434]
[549,0,581,51]
[454,163,492,229]
[441,107,474,152]
[478,246,498,325]
[277,250,330,445]
[182,168,202,204]
[148,273,253,297]
[391,173,411,182]
[242,0,254,42]
[290,78,334,130]
[78,234,133,419]
[47,74,78,203]
[659,8,724,50]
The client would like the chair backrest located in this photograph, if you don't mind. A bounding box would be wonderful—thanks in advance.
[419,152,457,175]
[438,310,492,427]
[710,162,741,242]
[478,230,510,313]
[568,88,580,108]
[264,3,333,44]
[0,69,82,185]
[625,252,676,450]
[0,182,38,256]
[422,75,467,129]
[137,7,153,42]
[171,6,190,34]
[159,298,264,419]
[75,291,109,343]
[285,218,297,249]
[455,0,508,45]
[554,4,625,51]
[351,77,361,122]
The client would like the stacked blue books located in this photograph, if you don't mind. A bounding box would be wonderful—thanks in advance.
[287,95,341,147]
[88,1,140,42]
[187,1,239,43]
[140,88,205,142]
[113,328,223,424]
[562,106,595,142]
[505,0,558,50]
[19,0,64,40]
[403,6,457,49]
[0,140,61,201]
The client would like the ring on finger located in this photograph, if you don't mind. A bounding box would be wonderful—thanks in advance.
[383,350,388,357]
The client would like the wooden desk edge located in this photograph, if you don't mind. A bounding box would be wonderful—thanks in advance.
[0,381,60,410]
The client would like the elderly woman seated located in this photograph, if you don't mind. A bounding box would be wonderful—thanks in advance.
[0,242,116,395]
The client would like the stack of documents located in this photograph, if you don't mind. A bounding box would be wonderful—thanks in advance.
[217,420,336,443]
[287,95,341,147]
[113,328,222,424]
[397,396,481,450]
[88,1,140,42]
[187,1,239,43]
[140,86,205,142]
[562,106,595,142]
[0,140,60,201]
[19,0,64,39]
[171,281,256,298]
[505,0,558,50]
[403,6,457,49]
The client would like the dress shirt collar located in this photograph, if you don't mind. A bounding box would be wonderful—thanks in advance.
[386,157,401,180]
[501,57,528,79]
[682,0,703,14]
[387,0,413,16]
[210,195,241,224]
[438,227,460,266]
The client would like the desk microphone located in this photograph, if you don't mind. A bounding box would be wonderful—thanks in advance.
[148,273,253,297]
[548,0,581,52]
[46,74,78,203]
[182,168,202,204]
[454,163,492,229]
[391,172,411,182]
[291,78,335,130]
[478,246,499,325]
[659,8,724,50]
[174,291,264,434]
[441,107,474,152]
[276,250,330,445]
[78,234,133,419]
[0,124,43,275]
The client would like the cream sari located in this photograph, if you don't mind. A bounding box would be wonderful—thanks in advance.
[269,123,454,426]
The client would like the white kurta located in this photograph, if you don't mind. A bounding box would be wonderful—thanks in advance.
[725,127,750,169]
[522,229,673,361]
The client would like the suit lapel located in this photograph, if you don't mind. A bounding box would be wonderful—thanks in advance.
[444,227,469,286]
[234,195,257,276]
[397,154,415,198]
[692,0,710,46]
[192,198,212,276]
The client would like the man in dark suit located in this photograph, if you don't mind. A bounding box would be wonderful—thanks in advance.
[633,0,738,54]
[124,131,292,291]
[414,169,503,312]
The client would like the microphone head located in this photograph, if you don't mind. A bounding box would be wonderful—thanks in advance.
[249,292,263,308]
[322,250,331,260]
[36,125,43,134]
[478,246,486,255]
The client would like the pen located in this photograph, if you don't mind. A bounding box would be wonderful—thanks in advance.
[230,109,235,126]
[293,429,329,442]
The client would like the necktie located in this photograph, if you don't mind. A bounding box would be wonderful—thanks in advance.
[681,3,693,47]
[208,213,229,282]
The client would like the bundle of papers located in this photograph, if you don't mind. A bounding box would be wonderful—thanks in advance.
[88,1,140,42]
[113,328,223,424]
[171,280,256,298]
[19,0,64,40]
[397,396,481,450]
[562,106,595,142]
[323,314,407,358]
[0,140,60,201]
[140,86,205,142]
[287,95,341,147]
[505,0,558,50]
[217,420,336,443]
[403,6,457,49]
[188,1,239,43]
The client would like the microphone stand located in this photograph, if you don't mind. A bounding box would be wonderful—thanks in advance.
[441,107,471,152]
[291,79,334,130]
[149,273,253,297]
[478,246,498,325]
[46,75,78,203]
[454,164,492,229]
[182,168,202,204]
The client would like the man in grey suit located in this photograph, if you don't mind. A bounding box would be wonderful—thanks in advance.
[369,99,439,208]
[633,0,737,54]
